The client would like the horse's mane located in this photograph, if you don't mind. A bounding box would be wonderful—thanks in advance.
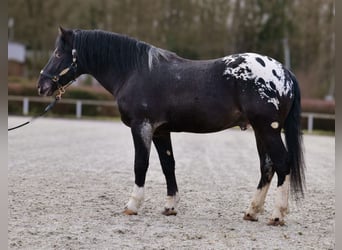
[72,29,177,75]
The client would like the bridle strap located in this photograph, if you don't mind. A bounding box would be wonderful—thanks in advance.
[8,50,78,131]
[40,49,78,94]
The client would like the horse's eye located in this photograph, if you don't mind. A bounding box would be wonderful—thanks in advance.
[55,51,61,58]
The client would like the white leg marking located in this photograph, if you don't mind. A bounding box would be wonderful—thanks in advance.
[165,192,180,210]
[166,150,171,156]
[271,174,290,222]
[245,183,271,219]
[163,192,180,215]
[126,184,145,213]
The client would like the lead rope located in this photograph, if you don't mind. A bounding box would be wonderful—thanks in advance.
[8,85,71,131]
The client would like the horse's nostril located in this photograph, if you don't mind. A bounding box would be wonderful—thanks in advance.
[37,86,46,96]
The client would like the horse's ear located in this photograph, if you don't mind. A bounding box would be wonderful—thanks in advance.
[58,26,66,35]
[58,26,73,46]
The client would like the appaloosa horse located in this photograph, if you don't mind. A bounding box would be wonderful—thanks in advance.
[37,27,305,225]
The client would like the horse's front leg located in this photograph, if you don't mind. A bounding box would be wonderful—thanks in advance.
[124,121,153,215]
[153,132,179,216]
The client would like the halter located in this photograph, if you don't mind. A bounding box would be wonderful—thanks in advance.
[40,49,78,100]
[8,49,78,131]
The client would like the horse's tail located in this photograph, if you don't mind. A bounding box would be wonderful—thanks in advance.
[284,71,306,200]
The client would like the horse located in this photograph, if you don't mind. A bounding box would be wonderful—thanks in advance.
[37,27,305,226]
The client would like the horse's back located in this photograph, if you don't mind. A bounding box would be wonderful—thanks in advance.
[118,52,296,132]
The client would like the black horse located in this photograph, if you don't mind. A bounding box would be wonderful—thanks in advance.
[37,27,305,226]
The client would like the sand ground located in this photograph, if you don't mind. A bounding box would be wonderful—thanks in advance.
[8,116,335,249]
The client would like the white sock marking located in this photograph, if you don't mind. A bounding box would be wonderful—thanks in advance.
[165,192,180,210]
[246,182,271,217]
[126,184,145,212]
[271,174,290,220]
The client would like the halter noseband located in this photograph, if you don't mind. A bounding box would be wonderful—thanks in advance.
[40,49,78,99]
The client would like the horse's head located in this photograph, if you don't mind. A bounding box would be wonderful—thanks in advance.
[37,27,78,96]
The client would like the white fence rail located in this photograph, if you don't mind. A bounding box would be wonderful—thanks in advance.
[301,112,335,133]
[9,96,334,133]
[9,95,118,119]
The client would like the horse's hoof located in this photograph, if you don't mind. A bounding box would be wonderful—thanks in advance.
[162,208,177,216]
[123,209,138,215]
[243,213,258,222]
[267,218,285,226]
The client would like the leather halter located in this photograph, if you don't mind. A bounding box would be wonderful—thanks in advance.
[40,49,78,99]
[8,49,78,131]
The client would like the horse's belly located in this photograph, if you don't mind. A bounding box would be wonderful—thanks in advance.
[166,107,242,133]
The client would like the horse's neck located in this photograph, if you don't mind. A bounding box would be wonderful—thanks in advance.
[92,71,125,96]
[77,35,146,96]
[79,52,130,97]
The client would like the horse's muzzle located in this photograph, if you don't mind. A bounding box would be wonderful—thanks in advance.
[37,80,55,96]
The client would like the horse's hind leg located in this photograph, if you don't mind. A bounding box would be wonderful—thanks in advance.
[244,131,275,222]
[124,121,153,215]
[251,126,290,226]
[153,132,180,216]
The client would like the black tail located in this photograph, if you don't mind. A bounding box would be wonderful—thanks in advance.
[284,72,306,200]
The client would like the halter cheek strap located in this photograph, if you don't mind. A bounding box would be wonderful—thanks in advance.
[40,49,78,99]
